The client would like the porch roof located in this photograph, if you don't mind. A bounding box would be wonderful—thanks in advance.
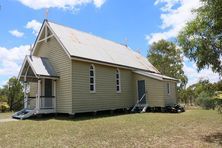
[18,55,58,80]
[134,70,178,82]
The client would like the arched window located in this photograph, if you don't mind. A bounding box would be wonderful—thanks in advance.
[167,82,170,95]
[116,69,121,93]
[89,64,96,92]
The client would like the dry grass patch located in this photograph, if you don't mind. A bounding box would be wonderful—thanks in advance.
[0,110,221,147]
[0,112,13,119]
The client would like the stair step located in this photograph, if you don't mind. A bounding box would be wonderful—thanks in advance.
[131,104,149,113]
[12,109,36,119]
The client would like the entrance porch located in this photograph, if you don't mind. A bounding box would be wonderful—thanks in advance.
[13,55,58,119]
[26,78,56,114]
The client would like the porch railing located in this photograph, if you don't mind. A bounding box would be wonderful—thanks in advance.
[26,96,55,110]
[39,96,55,109]
[27,97,36,110]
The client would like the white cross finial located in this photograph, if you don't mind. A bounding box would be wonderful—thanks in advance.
[45,8,49,20]
[124,38,128,47]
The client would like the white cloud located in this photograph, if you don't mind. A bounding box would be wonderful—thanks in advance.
[18,0,106,10]
[93,0,105,8]
[9,30,24,38]
[146,0,201,44]
[147,0,221,86]
[0,80,8,88]
[183,61,220,87]
[0,45,30,78]
[25,20,42,36]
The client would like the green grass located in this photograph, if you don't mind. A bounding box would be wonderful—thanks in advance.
[0,110,221,147]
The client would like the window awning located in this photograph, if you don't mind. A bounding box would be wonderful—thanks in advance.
[134,70,178,82]
[18,55,59,80]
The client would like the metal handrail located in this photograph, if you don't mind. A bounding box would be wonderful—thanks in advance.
[40,96,55,98]
[137,93,146,104]
[11,97,36,110]
[131,92,147,111]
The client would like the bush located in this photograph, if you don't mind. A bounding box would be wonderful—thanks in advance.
[213,91,222,114]
[0,102,10,112]
[215,99,222,114]
[196,92,216,110]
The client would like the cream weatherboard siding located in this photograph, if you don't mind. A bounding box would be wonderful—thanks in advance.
[134,74,166,107]
[164,81,177,106]
[29,82,37,97]
[17,21,178,116]
[72,60,134,113]
[34,37,72,113]
[28,82,38,109]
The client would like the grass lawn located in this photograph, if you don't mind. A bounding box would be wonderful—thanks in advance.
[0,110,221,147]
[0,112,13,119]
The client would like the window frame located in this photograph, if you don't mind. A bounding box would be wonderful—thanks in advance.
[167,82,170,95]
[89,64,96,93]
[116,68,121,93]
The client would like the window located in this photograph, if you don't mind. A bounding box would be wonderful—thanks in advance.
[167,82,170,95]
[116,69,121,93]
[89,64,96,92]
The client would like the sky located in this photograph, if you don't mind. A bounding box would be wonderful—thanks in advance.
[0,0,220,87]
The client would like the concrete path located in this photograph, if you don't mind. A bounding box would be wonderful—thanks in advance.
[0,118,18,123]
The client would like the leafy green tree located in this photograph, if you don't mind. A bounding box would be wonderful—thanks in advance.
[147,39,188,89]
[177,89,188,104]
[178,0,222,74]
[177,87,195,105]
[214,80,222,91]
[6,77,24,111]
[190,79,216,97]
[0,87,8,102]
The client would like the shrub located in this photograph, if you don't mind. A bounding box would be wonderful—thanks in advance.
[196,92,216,110]
[215,99,222,114]
[0,102,10,112]
[213,91,222,114]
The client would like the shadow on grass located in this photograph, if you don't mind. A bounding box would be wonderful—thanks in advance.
[26,108,185,122]
[202,132,222,145]
[28,109,133,122]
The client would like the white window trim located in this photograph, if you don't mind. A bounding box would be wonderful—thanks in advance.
[167,82,170,95]
[116,68,121,93]
[89,64,96,93]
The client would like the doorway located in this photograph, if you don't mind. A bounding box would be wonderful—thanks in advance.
[137,80,146,104]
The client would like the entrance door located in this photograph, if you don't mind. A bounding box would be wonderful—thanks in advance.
[44,79,53,108]
[137,80,146,104]
[45,79,52,97]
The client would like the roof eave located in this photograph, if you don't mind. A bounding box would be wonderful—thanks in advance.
[71,55,160,74]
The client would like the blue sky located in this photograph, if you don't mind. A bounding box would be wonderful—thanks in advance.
[0,0,220,87]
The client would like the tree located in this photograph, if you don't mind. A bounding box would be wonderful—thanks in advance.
[0,87,8,102]
[6,77,24,111]
[215,80,222,91]
[190,79,216,97]
[147,39,188,89]
[177,87,195,105]
[178,0,222,74]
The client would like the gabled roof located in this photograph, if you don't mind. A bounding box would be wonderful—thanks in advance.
[18,55,58,80]
[40,21,160,73]
[134,71,178,81]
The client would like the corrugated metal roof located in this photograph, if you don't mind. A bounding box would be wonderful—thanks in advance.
[27,56,57,77]
[48,22,160,73]
[134,71,178,81]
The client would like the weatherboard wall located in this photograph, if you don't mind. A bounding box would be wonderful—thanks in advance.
[164,81,177,106]
[134,74,166,107]
[34,37,72,114]
[72,60,134,113]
